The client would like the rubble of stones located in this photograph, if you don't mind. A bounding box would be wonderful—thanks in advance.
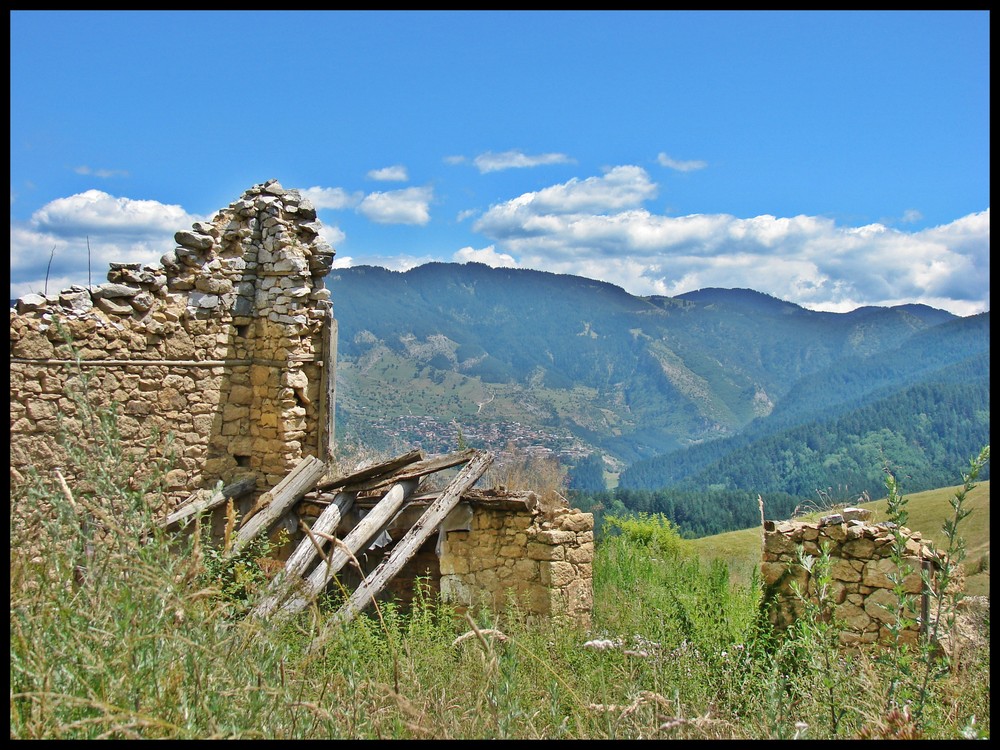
[764,506,946,572]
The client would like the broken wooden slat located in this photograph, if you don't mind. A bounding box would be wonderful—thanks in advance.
[340,448,480,494]
[316,449,424,492]
[157,476,257,529]
[278,477,421,615]
[252,490,358,618]
[226,455,327,558]
[324,449,494,632]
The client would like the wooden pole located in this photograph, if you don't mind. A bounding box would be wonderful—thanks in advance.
[252,490,357,618]
[226,455,327,558]
[157,476,257,529]
[318,308,338,464]
[326,448,479,494]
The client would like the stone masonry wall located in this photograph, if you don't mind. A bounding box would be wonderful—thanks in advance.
[440,504,595,628]
[761,508,949,647]
[10,180,336,519]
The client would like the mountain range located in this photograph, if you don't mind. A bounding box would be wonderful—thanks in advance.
[326,262,989,511]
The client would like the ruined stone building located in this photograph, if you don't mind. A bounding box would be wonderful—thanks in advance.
[10,180,594,628]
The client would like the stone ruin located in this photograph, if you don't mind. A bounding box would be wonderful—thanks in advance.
[761,507,955,647]
[9,179,594,628]
[11,178,336,499]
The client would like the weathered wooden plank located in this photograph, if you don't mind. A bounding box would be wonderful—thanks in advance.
[339,448,479,494]
[316,449,423,492]
[252,490,357,618]
[325,450,494,631]
[278,477,420,615]
[226,455,327,558]
[157,476,257,529]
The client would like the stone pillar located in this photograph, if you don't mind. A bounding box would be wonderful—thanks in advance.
[185,180,335,489]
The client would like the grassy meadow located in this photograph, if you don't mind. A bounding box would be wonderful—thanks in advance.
[8,391,990,739]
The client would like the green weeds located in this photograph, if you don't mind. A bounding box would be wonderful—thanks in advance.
[8,381,989,738]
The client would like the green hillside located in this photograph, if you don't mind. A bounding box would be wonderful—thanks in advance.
[327,263,988,538]
[619,314,990,490]
[619,379,990,498]
[686,479,991,598]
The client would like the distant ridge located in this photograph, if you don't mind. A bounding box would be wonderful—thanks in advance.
[325,262,985,491]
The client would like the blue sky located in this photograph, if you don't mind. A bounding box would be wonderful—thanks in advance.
[10,10,990,315]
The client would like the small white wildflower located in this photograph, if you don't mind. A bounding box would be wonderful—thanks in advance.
[583,638,620,651]
[960,716,978,740]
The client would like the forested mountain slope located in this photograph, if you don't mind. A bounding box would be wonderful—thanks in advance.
[324,263,988,535]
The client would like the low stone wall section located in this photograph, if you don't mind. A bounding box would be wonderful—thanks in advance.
[761,508,950,647]
[440,504,594,628]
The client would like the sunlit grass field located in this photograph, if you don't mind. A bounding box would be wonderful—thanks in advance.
[9,387,989,739]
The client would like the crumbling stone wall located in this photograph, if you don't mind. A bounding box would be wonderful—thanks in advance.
[761,508,950,647]
[440,501,595,628]
[10,179,336,516]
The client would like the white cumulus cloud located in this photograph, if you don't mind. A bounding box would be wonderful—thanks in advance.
[10,190,206,298]
[475,166,657,224]
[469,165,990,315]
[452,245,519,268]
[367,165,409,182]
[318,223,346,250]
[657,152,707,172]
[300,186,364,210]
[30,190,192,237]
[472,149,575,174]
[358,186,433,225]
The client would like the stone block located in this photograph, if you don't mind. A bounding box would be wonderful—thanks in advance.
[864,587,914,624]
[539,561,576,588]
[763,532,796,555]
[535,529,577,545]
[558,512,593,532]
[567,542,594,564]
[527,542,565,561]
[842,537,875,558]
[12,332,55,359]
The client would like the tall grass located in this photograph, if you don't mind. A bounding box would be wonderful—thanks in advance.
[8,382,990,738]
